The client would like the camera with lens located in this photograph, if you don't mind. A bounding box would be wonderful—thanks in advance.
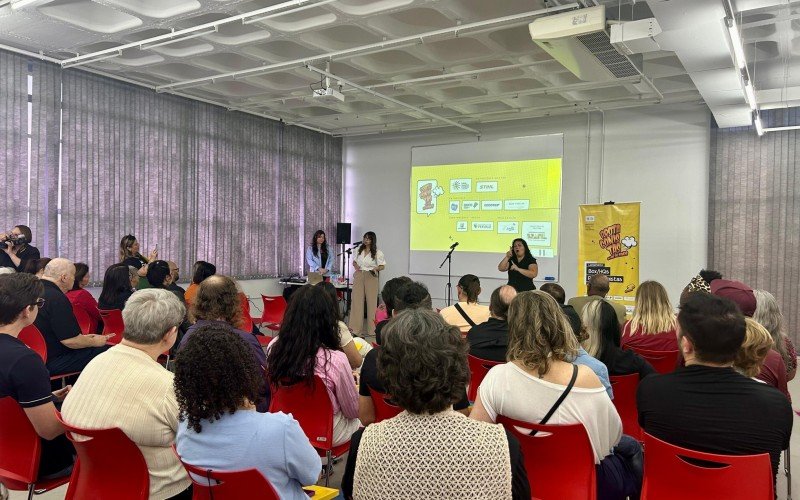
[1,234,27,247]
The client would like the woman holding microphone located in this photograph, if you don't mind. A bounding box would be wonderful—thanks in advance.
[498,237,538,292]
[306,230,334,275]
[348,231,385,336]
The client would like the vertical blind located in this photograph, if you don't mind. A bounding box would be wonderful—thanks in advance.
[0,49,342,281]
[709,109,800,344]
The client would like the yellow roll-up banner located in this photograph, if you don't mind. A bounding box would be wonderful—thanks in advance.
[576,202,640,314]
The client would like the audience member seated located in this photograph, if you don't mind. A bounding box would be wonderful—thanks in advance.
[317,282,362,369]
[466,285,516,362]
[637,292,792,480]
[35,258,110,376]
[540,282,582,339]
[734,318,774,380]
[175,325,320,499]
[167,261,186,302]
[343,309,530,500]
[266,285,359,446]
[711,279,789,399]
[147,260,174,293]
[754,289,797,381]
[61,289,191,500]
[0,225,40,272]
[21,257,51,277]
[66,262,101,333]
[360,281,471,426]
[374,276,412,344]
[678,269,722,306]
[583,300,655,379]
[180,275,268,411]
[471,291,642,500]
[439,274,490,334]
[184,261,215,308]
[119,234,156,278]
[97,264,135,311]
[0,273,74,479]
[621,280,678,351]
[568,274,627,324]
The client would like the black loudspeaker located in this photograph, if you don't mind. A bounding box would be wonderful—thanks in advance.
[336,222,351,244]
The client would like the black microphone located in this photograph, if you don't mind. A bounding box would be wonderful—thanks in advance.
[449,242,459,250]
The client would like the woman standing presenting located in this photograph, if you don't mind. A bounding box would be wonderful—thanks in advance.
[306,230,334,275]
[497,238,538,292]
[348,231,385,336]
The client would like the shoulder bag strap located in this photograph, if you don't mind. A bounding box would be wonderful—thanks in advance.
[529,364,579,436]
[453,303,477,327]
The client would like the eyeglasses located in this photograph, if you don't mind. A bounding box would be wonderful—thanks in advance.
[31,298,45,308]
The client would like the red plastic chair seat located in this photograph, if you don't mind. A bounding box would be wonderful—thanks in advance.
[17,324,80,382]
[176,453,279,500]
[257,295,287,331]
[624,347,679,374]
[641,432,773,500]
[497,415,597,500]
[56,411,149,500]
[467,354,502,402]
[98,309,125,345]
[368,387,403,423]
[609,374,642,441]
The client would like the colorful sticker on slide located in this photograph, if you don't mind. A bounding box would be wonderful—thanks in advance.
[416,180,444,215]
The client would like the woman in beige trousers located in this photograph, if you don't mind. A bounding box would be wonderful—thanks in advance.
[348,231,385,336]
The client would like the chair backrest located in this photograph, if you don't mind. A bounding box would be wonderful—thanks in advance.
[641,432,774,500]
[269,375,335,452]
[609,374,642,441]
[239,293,254,333]
[368,387,403,423]
[18,324,47,362]
[260,295,287,327]
[497,415,596,500]
[98,309,125,345]
[0,397,42,488]
[72,306,92,335]
[178,460,280,500]
[466,354,502,402]
[56,412,150,500]
[626,347,679,374]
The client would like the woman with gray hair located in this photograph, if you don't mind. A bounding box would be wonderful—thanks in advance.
[342,308,529,499]
[61,288,192,500]
[753,289,796,381]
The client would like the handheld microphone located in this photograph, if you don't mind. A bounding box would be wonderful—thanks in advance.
[450,242,459,250]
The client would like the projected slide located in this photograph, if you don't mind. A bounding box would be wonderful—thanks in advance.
[409,134,563,281]
[411,159,561,256]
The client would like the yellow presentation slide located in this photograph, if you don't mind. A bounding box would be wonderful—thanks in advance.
[410,159,562,255]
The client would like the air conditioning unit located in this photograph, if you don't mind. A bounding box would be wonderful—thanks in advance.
[529,5,644,83]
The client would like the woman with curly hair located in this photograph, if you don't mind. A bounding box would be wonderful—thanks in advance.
[175,325,320,499]
[470,291,642,500]
[179,275,268,411]
[342,308,529,499]
[267,284,359,446]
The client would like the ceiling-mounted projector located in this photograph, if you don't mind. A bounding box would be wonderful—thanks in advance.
[312,87,345,103]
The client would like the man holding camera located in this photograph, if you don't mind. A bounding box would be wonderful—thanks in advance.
[0,225,40,272]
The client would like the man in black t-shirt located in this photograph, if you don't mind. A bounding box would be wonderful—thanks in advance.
[638,293,792,479]
[0,273,74,478]
[466,285,516,362]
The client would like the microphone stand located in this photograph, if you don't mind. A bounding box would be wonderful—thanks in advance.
[338,244,358,318]
[439,246,457,306]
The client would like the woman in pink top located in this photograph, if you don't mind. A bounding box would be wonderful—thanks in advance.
[267,285,360,446]
[66,262,101,333]
[621,281,678,352]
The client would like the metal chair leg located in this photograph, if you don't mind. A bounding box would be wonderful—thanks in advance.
[785,448,792,500]
[325,450,332,487]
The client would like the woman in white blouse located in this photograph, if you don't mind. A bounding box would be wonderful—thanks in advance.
[348,231,385,336]
[470,290,643,500]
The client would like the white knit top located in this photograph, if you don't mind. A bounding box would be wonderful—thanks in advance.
[353,410,512,499]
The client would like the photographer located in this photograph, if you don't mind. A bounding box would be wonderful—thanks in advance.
[0,225,40,272]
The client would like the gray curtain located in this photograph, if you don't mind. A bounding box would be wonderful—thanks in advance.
[0,49,342,281]
[709,109,800,344]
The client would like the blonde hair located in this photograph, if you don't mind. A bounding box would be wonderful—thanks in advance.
[628,281,676,335]
[507,291,578,377]
[734,318,774,377]
[582,300,604,358]
[752,290,790,368]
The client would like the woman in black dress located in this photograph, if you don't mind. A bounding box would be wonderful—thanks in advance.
[497,238,538,292]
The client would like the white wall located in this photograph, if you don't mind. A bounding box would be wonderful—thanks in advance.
[342,103,711,308]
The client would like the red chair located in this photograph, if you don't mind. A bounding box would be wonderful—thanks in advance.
[256,295,287,331]
[625,347,679,374]
[72,306,92,335]
[368,387,402,423]
[239,293,255,333]
[176,457,279,500]
[641,432,773,500]
[256,335,273,347]
[269,375,350,486]
[98,309,124,345]
[18,324,80,385]
[466,354,502,402]
[497,415,596,500]
[55,411,149,500]
[0,397,71,499]
[609,374,642,441]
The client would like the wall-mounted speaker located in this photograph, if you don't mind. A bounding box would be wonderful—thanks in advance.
[336,222,351,245]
